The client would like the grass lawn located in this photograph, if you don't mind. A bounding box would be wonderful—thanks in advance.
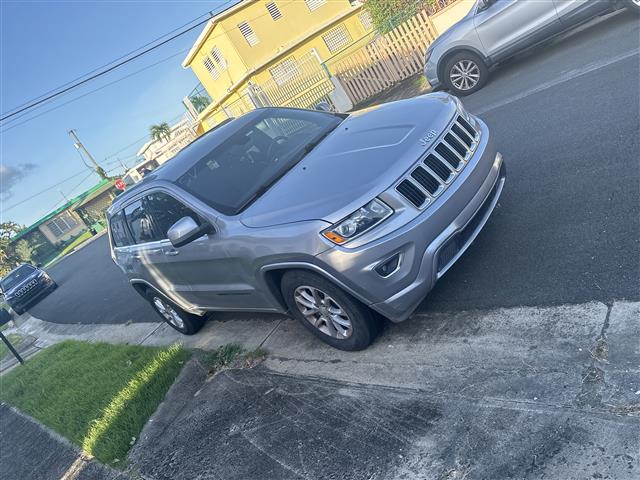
[0,333,24,359]
[0,340,190,466]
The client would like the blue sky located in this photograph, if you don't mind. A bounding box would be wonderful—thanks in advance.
[0,0,236,227]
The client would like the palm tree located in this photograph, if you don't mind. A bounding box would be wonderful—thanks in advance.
[149,123,172,143]
[190,95,211,113]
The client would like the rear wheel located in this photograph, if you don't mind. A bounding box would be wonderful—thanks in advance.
[281,270,379,351]
[145,290,205,335]
[624,0,640,14]
[444,51,488,96]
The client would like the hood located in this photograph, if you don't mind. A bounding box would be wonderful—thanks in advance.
[240,93,459,228]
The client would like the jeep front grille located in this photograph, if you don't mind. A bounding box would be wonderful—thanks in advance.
[14,278,38,298]
[396,115,480,208]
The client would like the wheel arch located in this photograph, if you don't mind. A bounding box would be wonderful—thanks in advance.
[129,279,205,316]
[260,262,374,312]
[437,47,490,86]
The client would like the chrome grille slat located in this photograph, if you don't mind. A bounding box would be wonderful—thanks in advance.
[395,115,480,209]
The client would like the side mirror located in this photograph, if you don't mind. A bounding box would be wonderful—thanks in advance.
[477,0,493,11]
[167,217,214,248]
[315,101,332,112]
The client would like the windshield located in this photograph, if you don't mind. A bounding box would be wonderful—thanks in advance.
[176,108,343,215]
[1,265,36,292]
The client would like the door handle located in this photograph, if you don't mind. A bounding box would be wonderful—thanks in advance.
[164,249,180,256]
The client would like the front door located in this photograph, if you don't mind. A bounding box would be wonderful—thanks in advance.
[474,0,561,60]
[141,191,263,310]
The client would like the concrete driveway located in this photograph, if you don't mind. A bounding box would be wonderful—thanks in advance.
[28,12,639,327]
[125,300,639,479]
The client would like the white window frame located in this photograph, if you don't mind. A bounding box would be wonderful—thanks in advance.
[210,46,228,70]
[304,0,326,12]
[46,212,78,237]
[266,1,282,20]
[238,21,259,46]
[322,24,352,54]
[203,56,220,80]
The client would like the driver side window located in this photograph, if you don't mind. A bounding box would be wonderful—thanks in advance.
[143,192,201,239]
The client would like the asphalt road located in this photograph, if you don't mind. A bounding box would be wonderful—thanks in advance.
[29,12,639,325]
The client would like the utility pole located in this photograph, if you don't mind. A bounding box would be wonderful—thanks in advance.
[68,129,108,180]
[117,157,128,173]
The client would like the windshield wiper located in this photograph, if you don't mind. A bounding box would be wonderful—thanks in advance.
[237,125,340,213]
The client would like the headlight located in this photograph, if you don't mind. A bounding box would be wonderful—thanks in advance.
[322,199,393,245]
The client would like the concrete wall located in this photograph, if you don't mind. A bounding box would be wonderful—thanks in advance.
[430,0,475,35]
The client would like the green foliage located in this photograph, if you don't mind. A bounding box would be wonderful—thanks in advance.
[149,122,172,143]
[0,340,190,466]
[364,0,435,33]
[13,240,33,264]
[0,221,27,277]
[190,95,211,113]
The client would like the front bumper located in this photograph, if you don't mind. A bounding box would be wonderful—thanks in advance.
[315,120,505,322]
[8,278,57,312]
[425,59,442,90]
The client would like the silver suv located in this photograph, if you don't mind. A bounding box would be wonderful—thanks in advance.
[107,96,505,350]
[425,0,636,96]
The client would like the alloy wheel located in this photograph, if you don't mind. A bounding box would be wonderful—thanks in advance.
[450,59,481,91]
[152,296,185,330]
[293,286,353,339]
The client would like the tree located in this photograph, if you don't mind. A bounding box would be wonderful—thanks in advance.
[13,240,32,264]
[149,123,173,143]
[190,95,211,113]
[0,221,26,277]
[364,0,435,33]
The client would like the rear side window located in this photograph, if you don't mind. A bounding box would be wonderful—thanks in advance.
[124,199,162,244]
[110,211,132,247]
[144,192,201,238]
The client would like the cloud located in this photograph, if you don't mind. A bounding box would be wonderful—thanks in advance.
[0,163,38,199]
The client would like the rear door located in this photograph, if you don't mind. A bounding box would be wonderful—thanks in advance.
[552,0,609,26]
[474,0,561,60]
[123,196,192,307]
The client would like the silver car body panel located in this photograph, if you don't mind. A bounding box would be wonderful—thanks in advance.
[424,0,613,89]
[108,96,505,322]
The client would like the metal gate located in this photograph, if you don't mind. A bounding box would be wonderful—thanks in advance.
[252,52,336,110]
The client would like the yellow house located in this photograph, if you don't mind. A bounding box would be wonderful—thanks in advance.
[182,0,374,133]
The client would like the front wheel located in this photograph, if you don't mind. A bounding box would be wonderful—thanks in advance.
[624,0,640,14]
[444,52,488,96]
[145,290,205,335]
[281,270,380,351]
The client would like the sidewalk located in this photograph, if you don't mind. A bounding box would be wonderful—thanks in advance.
[0,404,126,480]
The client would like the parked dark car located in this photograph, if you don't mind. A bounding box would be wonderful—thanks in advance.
[0,264,57,315]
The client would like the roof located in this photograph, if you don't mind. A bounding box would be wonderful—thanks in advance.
[11,179,115,243]
[182,0,248,68]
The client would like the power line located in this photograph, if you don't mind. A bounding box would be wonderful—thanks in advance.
[2,169,91,212]
[0,0,295,125]
[0,16,214,123]
[2,11,216,116]
[0,47,191,132]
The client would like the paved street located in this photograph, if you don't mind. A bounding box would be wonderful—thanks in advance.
[28,12,639,326]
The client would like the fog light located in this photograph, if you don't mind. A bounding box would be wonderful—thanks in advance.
[375,254,401,277]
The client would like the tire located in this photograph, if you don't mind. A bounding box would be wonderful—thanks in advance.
[145,290,205,335]
[443,51,488,96]
[624,0,640,14]
[281,270,380,351]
